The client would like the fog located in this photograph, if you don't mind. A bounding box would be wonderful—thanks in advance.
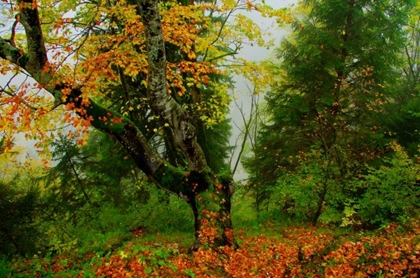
[229,0,297,181]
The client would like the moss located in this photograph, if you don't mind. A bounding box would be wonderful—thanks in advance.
[217,170,233,188]
[86,100,133,135]
[188,168,214,193]
[0,38,28,68]
[199,190,221,212]
[154,162,187,193]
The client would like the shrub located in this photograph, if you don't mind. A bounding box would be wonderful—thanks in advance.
[353,143,420,227]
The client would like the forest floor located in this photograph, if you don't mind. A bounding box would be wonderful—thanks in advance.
[5,220,420,277]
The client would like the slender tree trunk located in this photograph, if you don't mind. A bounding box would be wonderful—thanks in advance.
[312,183,328,226]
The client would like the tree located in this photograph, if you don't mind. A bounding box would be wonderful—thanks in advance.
[0,0,284,249]
[245,0,414,224]
[41,131,147,225]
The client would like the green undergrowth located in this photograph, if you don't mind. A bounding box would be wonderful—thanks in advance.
[3,185,420,277]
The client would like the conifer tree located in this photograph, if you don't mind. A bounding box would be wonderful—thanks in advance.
[244,0,414,223]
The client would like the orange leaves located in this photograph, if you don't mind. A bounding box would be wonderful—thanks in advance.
[0,78,58,149]
[96,254,146,277]
[52,17,73,31]
[161,3,204,50]
[166,61,217,97]
[220,236,299,278]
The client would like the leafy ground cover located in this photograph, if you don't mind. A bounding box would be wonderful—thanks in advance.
[4,220,420,277]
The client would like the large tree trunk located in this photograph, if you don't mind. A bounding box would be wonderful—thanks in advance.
[135,0,236,249]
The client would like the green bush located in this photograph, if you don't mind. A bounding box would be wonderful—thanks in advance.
[0,256,11,277]
[269,143,420,228]
[273,147,348,225]
[353,143,420,227]
[137,188,194,234]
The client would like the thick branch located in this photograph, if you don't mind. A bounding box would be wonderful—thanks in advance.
[53,84,161,175]
[18,0,48,75]
[0,37,29,68]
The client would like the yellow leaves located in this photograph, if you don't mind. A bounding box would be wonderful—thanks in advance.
[257,3,293,25]
[234,59,279,95]
[233,14,264,45]
[119,251,128,259]
[187,51,196,60]
[219,0,238,11]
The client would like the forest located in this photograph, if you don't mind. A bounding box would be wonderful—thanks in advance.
[0,0,419,276]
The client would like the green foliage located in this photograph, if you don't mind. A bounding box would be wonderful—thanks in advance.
[273,146,349,225]
[382,9,420,158]
[138,190,194,234]
[0,256,11,277]
[47,204,132,255]
[352,143,420,227]
[231,187,260,230]
[269,142,420,229]
[45,131,146,211]
[0,180,42,258]
[244,0,415,221]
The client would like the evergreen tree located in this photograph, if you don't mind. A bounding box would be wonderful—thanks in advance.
[42,131,148,226]
[244,0,414,223]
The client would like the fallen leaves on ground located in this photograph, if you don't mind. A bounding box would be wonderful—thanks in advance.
[9,222,420,277]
